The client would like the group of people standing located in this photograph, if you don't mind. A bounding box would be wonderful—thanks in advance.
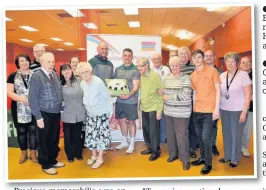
[7,42,253,176]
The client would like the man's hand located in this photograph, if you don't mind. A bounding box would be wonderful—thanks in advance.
[119,94,130,99]
[37,119,44,129]
[212,109,220,121]
[156,112,162,120]
[158,89,164,96]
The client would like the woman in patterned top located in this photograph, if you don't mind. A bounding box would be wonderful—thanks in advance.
[159,56,192,170]
[7,54,38,164]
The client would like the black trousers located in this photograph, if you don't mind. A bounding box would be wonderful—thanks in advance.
[193,112,213,166]
[63,122,83,160]
[38,111,60,169]
[17,124,38,151]
[142,111,160,155]
[211,119,218,147]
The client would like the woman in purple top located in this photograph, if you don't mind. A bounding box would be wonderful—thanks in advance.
[219,52,251,168]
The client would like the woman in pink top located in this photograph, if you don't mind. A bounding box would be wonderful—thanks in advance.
[219,52,251,168]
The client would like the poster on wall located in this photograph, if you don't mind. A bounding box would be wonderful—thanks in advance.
[86,34,162,142]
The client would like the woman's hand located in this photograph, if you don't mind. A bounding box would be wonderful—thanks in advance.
[21,96,29,105]
[239,111,247,124]
[163,95,169,101]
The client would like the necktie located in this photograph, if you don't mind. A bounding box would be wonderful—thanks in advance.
[49,74,54,82]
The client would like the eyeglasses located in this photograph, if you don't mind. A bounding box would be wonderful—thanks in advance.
[137,64,146,68]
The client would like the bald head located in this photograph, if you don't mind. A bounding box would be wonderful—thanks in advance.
[239,56,252,72]
[40,52,55,73]
[33,44,45,62]
[97,42,109,58]
[151,52,162,69]
[204,50,216,67]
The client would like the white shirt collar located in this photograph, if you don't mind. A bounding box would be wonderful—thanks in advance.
[41,67,51,77]
[154,65,163,71]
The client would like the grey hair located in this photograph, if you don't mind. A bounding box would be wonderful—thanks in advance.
[224,52,240,64]
[76,62,93,75]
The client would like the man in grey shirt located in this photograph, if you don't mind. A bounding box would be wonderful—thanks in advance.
[114,48,140,154]
[28,52,64,175]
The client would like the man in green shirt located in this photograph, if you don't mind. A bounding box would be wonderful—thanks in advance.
[137,58,164,161]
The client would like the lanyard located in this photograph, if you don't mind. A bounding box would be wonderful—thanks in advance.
[226,69,238,92]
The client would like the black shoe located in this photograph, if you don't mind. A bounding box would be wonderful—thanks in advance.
[229,162,238,168]
[212,146,220,156]
[219,158,231,163]
[196,144,199,149]
[68,159,74,163]
[141,149,152,155]
[191,158,205,166]
[76,157,83,161]
[149,153,160,161]
[189,151,197,158]
[183,162,191,170]
[200,164,212,175]
[167,156,179,162]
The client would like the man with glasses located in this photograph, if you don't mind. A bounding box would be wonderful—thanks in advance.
[137,58,164,161]
[31,44,46,72]
[151,52,170,147]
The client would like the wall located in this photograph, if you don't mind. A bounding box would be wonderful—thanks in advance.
[189,7,252,70]
[162,49,169,65]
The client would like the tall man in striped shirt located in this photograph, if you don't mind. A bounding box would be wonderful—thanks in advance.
[151,52,171,147]
[178,46,197,158]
